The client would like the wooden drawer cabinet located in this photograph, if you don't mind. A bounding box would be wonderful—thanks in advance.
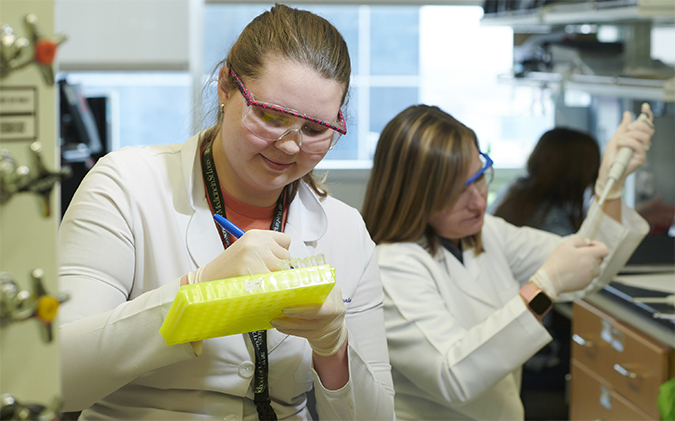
[570,300,674,420]
[571,360,654,420]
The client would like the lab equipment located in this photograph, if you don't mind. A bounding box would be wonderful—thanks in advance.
[632,294,675,307]
[580,103,654,240]
[159,253,336,345]
[213,214,245,239]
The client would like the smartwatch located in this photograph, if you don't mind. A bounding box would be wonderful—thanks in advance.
[520,283,553,321]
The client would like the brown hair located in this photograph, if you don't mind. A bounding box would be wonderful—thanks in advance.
[205,3,351,203]
[493,128,600,231]
[362,104,484,256]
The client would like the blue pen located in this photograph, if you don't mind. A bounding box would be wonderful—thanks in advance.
[213,214,245,239]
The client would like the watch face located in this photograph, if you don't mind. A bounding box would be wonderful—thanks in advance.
[530,292,552,315]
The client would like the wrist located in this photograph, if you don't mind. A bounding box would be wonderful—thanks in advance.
[520,282,553,321]
[310,321,348,357]
[595,178,624,201]
[313,335,348,359]
[186,266,206,285]
[529,268,559,302]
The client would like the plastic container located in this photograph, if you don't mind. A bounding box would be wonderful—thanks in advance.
[159,264,336,345]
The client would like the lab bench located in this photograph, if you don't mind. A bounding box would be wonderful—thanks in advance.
[568,278,675,420]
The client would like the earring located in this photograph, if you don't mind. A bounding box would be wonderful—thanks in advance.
[218,103,224,120]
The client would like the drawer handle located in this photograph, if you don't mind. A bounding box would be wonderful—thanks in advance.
[613,363,638,379]
[572,334,594,347]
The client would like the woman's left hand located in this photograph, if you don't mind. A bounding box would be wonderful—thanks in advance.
[596,103,655,199]
[270,285,348,356]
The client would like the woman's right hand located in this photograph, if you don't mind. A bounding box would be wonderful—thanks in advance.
[185,230,291,285]
[530,236,609,301]
[595,103,654,200]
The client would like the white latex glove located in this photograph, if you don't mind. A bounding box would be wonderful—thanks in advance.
[530,236,609,301]
[270,285,347,357]
[595,103,655,200]
[186,230,291,284]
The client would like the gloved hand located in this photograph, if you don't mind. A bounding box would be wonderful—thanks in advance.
[530,236,609,301]
[186,230,291,284]
[270,285,348,357]
[595,103,655,200]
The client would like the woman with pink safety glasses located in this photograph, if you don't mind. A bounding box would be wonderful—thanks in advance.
[362,104,653,420]
[58,4,394,420]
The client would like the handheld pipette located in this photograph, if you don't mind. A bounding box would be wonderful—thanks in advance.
[597,103,654,209]
[580,103,654,240]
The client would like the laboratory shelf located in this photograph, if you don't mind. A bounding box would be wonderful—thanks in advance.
[480,0,675,31]
[497,72,674,101]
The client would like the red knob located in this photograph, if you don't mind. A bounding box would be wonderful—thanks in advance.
[35,38,57,65]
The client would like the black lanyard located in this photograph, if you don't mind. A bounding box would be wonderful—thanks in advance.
[439,237,463,265]
[201,138,280,421]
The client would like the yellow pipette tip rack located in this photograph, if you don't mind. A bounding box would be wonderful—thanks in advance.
[159,262,336,345]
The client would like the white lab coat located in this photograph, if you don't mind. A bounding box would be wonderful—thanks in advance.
[58,131,395,420]
[377,209,648,420]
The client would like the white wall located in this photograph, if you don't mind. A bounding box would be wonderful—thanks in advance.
[55,0,191,71]
[319,169,372,211]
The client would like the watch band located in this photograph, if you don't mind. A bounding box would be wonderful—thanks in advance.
[520,283,553,321]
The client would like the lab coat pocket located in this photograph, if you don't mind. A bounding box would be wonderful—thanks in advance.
[293,341,313,385]
[268,336,314,402]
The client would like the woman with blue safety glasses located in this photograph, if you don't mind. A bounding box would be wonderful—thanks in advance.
[362,104,652,420]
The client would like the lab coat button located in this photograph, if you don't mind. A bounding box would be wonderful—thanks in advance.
[223,415,240,421]
[238,361,255,378]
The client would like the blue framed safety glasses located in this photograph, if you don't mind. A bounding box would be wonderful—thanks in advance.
[465,152,494,186]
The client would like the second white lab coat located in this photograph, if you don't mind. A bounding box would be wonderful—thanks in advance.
[58,131,395,420]
[377,208,648,420]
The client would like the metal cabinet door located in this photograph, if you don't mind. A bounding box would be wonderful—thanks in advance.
[1,0,64,417]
